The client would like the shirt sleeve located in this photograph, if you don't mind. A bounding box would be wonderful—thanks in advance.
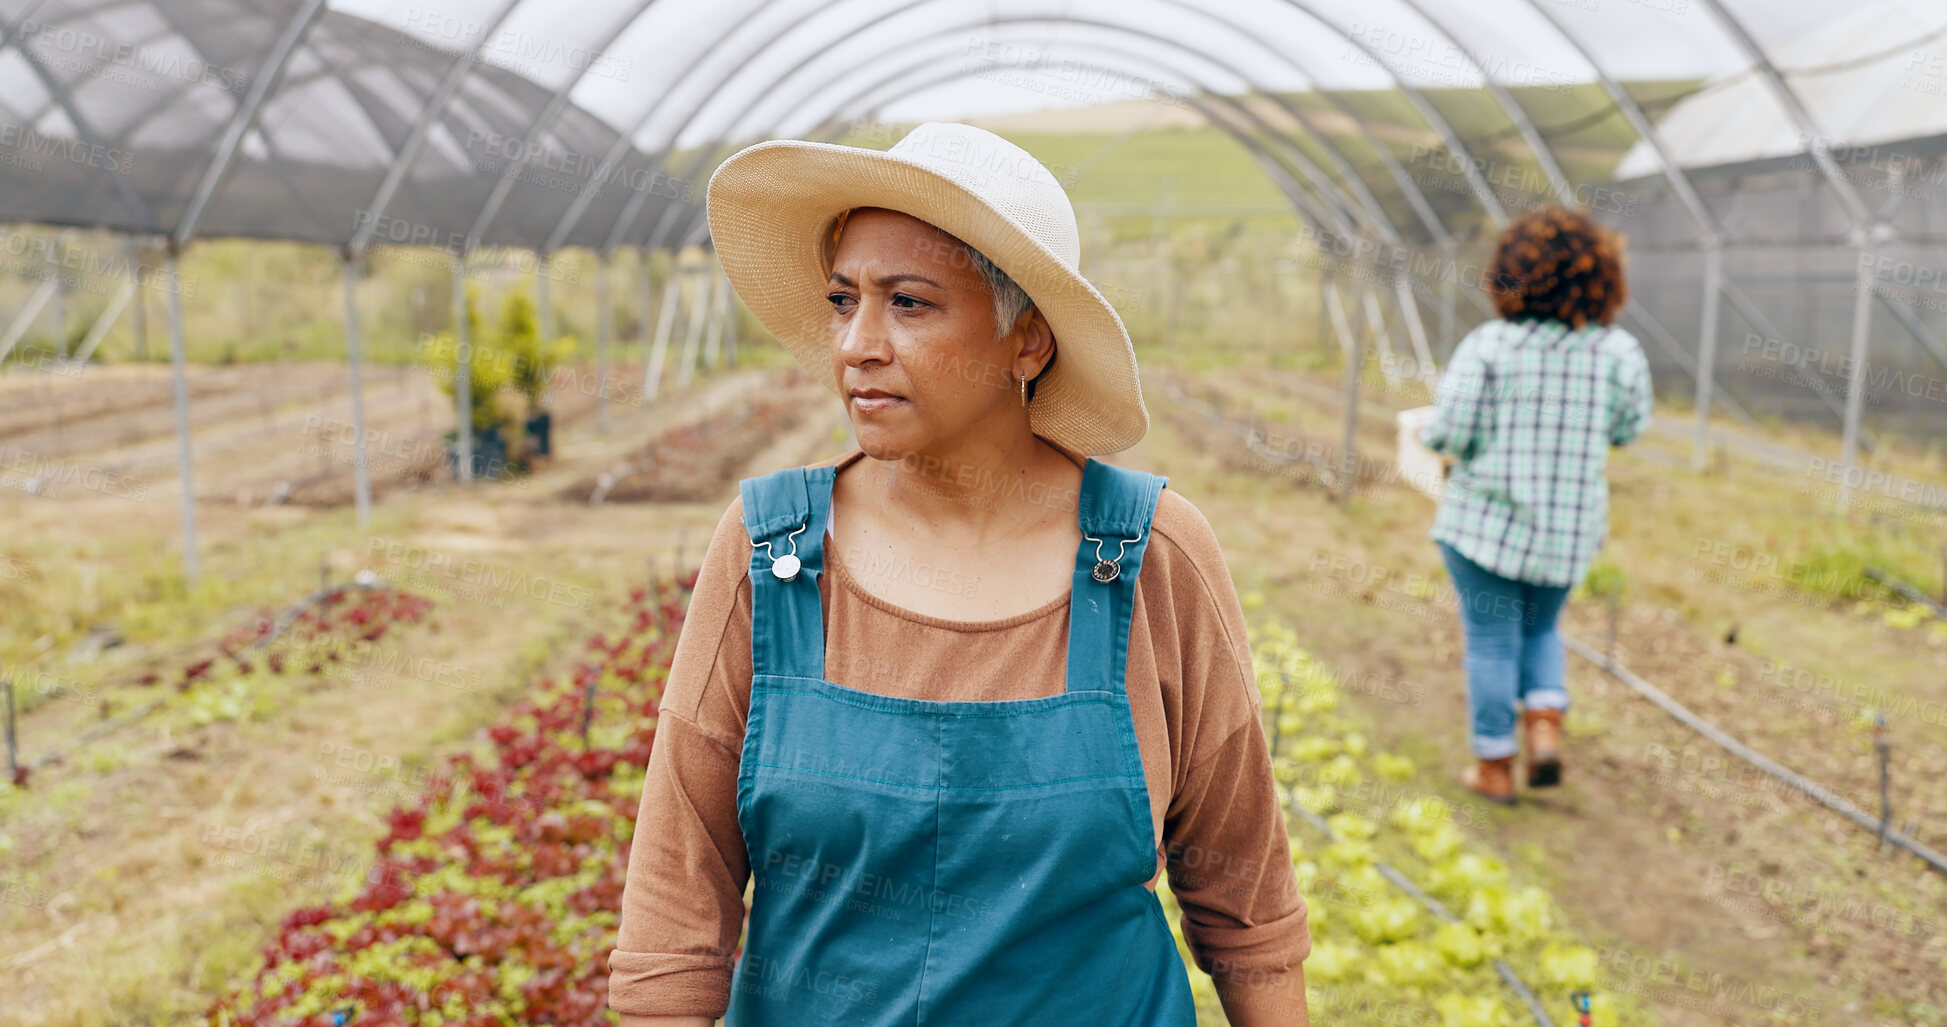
[1419,327,1493,461]
[608,498,755,1019]
[1606,329,1653,447]
[1154,498,1312,984]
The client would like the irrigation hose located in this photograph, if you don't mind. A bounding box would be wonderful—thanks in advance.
[1862,566,1947,619]
[1559,633,1947,876]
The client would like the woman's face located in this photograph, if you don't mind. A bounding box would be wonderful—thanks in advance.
[826,207,1047,458]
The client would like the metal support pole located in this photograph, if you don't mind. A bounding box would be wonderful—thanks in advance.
[1438,241,1458,361]
[71,280,134,368]
[1625,298,1757,428]
[676,271,712,390]
[129,239,149,362]
[0,279,57,366]
[1340,318,1364,504]
[637,248,654,392]
[645,273,679,399]
[537,252,554,343]
[1721,280,1853,427]
[1875,288,1947,375]
[596,250,611,434]
[1692,241,1724,472]
[1394,274,1437,387]
[452,259,473,484]
[1324,268,1357,360]
[1315,261,1329,354]
[724,275,740,367]
[702,268,727,370]
[1362,284,1401,392]
[340,255,372,529]
[1323,271,1362,503]
[164,249,200,583]
[1838,248,1875,511]
[49,232,68,359]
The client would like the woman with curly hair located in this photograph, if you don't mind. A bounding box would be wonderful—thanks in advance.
[1417,205,1654,804]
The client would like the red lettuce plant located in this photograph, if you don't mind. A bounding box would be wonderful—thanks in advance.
[206,573,700,1026]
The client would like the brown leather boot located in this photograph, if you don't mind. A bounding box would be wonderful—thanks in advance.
[1462,756,1516,804]
[1523,708,1564,788]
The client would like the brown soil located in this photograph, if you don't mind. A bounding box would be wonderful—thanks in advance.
[7,356,1942,1026]
[554,366,839,505]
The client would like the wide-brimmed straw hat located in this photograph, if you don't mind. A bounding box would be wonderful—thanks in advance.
[704,121,1147,455]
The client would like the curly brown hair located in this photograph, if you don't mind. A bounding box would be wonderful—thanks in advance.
[1486,205,1629,328]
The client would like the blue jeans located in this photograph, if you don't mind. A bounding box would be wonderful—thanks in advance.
[1436,542,1571,760]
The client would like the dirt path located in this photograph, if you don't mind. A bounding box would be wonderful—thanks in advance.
[0,364,414,468]
[0,358,710,508]
[0,363,300,442]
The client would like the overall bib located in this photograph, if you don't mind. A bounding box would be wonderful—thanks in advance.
[724,457,1199,1026]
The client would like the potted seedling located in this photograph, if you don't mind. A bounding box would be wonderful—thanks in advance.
[429,285,517,481]
[498,290,578,463]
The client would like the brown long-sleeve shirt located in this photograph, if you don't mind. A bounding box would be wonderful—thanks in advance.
[607,447,1310,1018]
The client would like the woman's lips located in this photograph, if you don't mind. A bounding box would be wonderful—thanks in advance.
[851,393,906,414]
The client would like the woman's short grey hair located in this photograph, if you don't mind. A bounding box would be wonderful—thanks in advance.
[962,242,1036,339]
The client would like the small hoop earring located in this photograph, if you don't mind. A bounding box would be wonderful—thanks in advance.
[1019,372,1027,407]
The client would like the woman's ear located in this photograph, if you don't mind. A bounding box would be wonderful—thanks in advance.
[1017,307,1056,376]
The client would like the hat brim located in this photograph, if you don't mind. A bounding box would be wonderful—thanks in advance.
[704,139,1147,456]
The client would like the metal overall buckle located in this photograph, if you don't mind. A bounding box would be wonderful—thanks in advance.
[752,519,808,581]
[1083,529,1144,584]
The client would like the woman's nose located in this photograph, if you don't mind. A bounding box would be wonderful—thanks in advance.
[837,298,894,366]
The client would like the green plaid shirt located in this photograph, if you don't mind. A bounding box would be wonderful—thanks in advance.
[1420,318,1653,588]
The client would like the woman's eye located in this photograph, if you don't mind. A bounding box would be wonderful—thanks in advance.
[892,294,926,309]
[827,293,853,310]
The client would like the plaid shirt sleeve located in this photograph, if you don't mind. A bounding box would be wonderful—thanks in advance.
[1605,330,1653,447]
[1420,327,1493,461]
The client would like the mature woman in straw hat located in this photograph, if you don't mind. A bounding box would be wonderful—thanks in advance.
[606,122,1311,1026]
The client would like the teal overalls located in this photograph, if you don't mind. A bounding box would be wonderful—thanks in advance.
[724,457,1199,1026]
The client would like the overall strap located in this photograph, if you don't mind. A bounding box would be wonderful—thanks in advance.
[1065,459,1168,696]
[739,465,836,680]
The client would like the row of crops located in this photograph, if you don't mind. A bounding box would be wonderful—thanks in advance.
[1162,621,1638,1026]
[202,572,1632,1025]
[204,575,694,1025]
[7,582,434,789]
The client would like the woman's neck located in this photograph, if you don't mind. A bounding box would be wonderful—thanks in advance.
[835,436,1084,548]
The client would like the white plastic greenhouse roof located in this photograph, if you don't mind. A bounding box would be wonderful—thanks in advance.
[1614,0,1947,179]
[2,0,1942,252]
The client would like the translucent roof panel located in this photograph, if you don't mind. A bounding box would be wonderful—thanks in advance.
[1615,0,1947,177]
[0,0,652,248]
[0,0,291,236]
[0,0,1942,252]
